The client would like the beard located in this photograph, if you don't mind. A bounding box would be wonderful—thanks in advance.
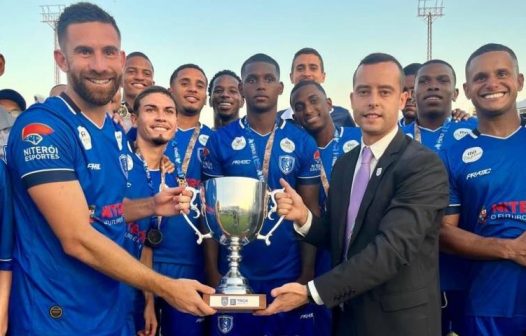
[151,135,170,146]
[70,69,122,107]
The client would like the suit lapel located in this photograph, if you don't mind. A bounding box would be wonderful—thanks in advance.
[348,130,408,247]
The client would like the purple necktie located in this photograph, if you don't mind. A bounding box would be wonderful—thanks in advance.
[344,146,373,258]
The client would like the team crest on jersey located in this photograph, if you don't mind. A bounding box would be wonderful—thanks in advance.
[453,128,471,140]
[22,123,54,145]
[77,126,92,150]
[478,207,487,225]
[343,140,359,153]
[231,137,246,150]
[280,138,295,153]
[49,305,63,319]
[197,147,205,162]
[279,155,295,175]
[313,150,320,161]
[462,146,483,163]
[115,131,123,151]
[218,314,233,334]
[119,154,130,178]
[199,134,209,146]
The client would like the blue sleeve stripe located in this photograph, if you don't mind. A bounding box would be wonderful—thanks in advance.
[22,169,77,188]
[0,259,12,271]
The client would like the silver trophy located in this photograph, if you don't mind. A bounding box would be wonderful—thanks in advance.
[182,176,284,310]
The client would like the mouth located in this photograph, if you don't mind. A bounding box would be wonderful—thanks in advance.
[218,102,233,110]
[151,125,170,131]
[481,92,506,100]
[131,82,146,89]
[87,78,113,85]
[424,95,443,102]
[362,113,381,120]
[185,96,200,103]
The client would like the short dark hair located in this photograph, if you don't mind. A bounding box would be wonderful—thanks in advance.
[418,59,457,85]
[126,51,154,72]
[208,70,241,96]
[133,85,176,114]
[353,53,404,88]
[403,63,422,76]
[169,63,207,87]
[290,80,327,106]
[291,48,324,73]
[57,2,120,49]
[241,53,280,78]
[465,43,519,76]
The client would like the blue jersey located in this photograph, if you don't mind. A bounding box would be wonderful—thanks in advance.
[6,95,129,335]
[202,117,320,281]
[402,118,478,153]
[0,160,13,271]
[152,125,211,266]
[440,125,526,317]
[318,127,361,211]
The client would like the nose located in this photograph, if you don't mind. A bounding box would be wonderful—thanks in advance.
[367,91,380,108]
[90,51,109,74]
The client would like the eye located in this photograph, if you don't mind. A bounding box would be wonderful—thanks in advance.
[294,104,305,113]
[103,47,118,57]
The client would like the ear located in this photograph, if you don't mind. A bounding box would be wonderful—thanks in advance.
[518,73,524,92]
[326,97,333,111]
[119,51,125,69]
[238,82,245,99]
[278,81,284,95]
[131,113,138,127]
[289,72,294,84]
[463,82,471,100]
[452,88,459,102]
[320,71,326,83]
[54,49,69,72]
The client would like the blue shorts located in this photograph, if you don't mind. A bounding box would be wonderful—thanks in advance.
[441,290,467,336]
[154,262,205,336]
[465,316,526,336]
[210,278,315,336]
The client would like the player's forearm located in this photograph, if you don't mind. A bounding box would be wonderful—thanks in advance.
[440,223,510,260]
[123,197,155,223]
[0,271,11,329]
[298,242,316,284]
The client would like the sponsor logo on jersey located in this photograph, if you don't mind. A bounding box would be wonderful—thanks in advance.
[300,312,314,319]
[199,134,209,146]
[115,131,123,151]
[231,159,251,165]
[466,168,491,180]
[125,221,146,245]
[313,150,320,161]
[462,146,483,163]
[49,305,63,319]
[280,138,295,153]
[23,145,60,161]
[489,200,526,221]
[343,140,359,153]
[218,314,233,334]
[279,155,295,175]
[453,128,471,140]
[231,137,246,150]
[22,123,54,145]
[77,126,92,150]
[87,163,101,170]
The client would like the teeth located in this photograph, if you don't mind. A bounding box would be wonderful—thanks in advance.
[89,79,111,84]
[219,103,232,108]
[426,96,441,101]
[483,92,504,99]
[132,83,145,88]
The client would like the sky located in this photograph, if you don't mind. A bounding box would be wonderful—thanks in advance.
[1,0,525,126]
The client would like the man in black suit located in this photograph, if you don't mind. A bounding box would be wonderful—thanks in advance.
[256,53,449,336]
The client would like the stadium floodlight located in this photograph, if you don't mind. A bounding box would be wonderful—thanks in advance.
[40,5,65,85]
[417,0,445,60]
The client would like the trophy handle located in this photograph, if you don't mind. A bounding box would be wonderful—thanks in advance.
[186,186,201,219]
[257,188,285,246]
[182,186,212,244]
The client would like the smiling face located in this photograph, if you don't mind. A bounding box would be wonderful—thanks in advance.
[291,83,332,134]
[170,67,207,116]
[135,92,177,146]
[290,53,326,84]
[464,51,524,119]
[209,74,243,121]
[122,56,154,100]
[415,62,458,121]
[55,22,124,107]
[351,61,407,144]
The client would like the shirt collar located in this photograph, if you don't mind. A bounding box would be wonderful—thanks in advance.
[360,125,398,160]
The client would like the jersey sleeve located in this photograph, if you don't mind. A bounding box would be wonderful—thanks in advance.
[201,131,224,180]
[296,134,321,185]
[438,148,461,215]
[0,162,14,271]
[7,112,77,189]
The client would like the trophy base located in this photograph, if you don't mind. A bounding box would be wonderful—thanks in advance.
[204,294,266,312]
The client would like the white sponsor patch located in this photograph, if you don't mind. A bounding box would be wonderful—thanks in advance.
[453,128,471,140]
[199,134,209,146]
[343,140,359,153]
[23,146,60,161]
[280,138,295,153]
[231,137,246,150]
[462,146,483,163]
[78,126,92,150]
[115,131,123,151]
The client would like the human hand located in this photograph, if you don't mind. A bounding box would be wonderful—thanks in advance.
[137,295,158,336]
[253,282,308,316]
[276,178,309,226]
[161,155,175,174]
[451,108,470,121]
[154,187,193,216]
[507,231,526,267]
[161,278,216,316]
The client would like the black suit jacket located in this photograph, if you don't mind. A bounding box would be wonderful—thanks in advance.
[305,130,448,336]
